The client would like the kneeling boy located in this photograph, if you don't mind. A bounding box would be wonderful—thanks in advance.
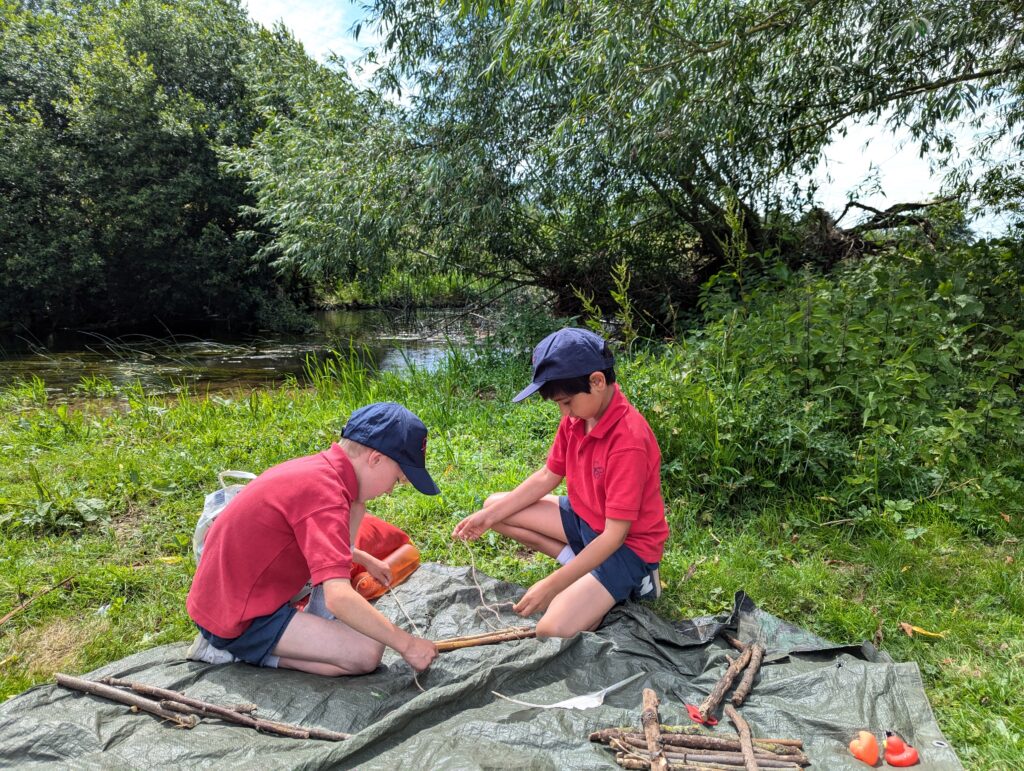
[186,402,439,675]
[453,328,668,638]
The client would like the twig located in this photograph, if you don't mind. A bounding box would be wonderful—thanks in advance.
[641,688,669,771]
[590,729,808,762]
[615,745,802,769]
[698,646,752,721]
[56,674,198,729]
[1,577,74,626]
[96,677,349,741]
[731,644,765,706]
[435,626,536,651]
[725,705,759,771]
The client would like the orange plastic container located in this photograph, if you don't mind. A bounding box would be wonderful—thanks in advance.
[353,543,420,600]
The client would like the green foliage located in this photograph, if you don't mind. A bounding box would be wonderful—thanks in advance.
[0,0,306,333]
[627,240,1024,530]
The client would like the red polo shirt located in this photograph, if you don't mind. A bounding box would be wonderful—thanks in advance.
[546,384,668,562]
[186,444,357,638]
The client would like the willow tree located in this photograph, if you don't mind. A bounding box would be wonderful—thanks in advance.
[355,0,1024,318]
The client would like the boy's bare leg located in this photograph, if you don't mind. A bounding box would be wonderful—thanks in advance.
[271,611,385,676]
[487,493,566,558]
[535,573,617,638]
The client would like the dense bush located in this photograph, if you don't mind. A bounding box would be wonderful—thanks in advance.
[626,240,1023,530]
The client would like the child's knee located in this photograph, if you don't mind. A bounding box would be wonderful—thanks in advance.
[535,615,580,639]
[348,640,385,674]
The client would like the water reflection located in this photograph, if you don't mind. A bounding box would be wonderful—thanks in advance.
[0,309,465,397]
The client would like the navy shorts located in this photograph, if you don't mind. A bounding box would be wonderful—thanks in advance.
[198,602,296,666]
[559,496,660,602]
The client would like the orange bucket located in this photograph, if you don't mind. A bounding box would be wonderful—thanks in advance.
[353,543,420,600]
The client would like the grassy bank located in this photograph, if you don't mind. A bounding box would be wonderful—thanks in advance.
[1,247,1022,767]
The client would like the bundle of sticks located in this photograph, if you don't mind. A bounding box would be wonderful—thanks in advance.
[590,688,809,771]
[696,636,767,722]
[55,674,349,741]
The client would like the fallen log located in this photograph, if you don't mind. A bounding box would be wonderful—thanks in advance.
[698,646,752,722]
[731,644,765,707]
[724,705,758,771]
[641,688,669,771]
[95,676,349,741]
[434,626,536,651]
[56,674,197,729]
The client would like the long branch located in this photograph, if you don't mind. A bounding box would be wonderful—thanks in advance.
[725,704,760,771]
[56,674,198,729]
[98,677,349,741]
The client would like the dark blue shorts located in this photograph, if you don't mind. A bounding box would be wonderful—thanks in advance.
[559,496,660,602]
[197,602,296,666]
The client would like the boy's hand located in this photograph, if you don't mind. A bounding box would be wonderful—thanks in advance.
[513,576,559,617]
[398,635,438,672]
[362,554,393,587]
[452,510,492,541]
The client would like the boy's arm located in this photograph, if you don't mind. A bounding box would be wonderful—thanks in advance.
[347,502,393,586]
[452,466,563,540]
[322,578,436,671]
[512,517,631,617]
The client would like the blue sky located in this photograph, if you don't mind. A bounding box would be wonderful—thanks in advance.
[244,0,1000,230]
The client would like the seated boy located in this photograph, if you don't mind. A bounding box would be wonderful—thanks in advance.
[186,402,439,676]
[453,328,668,638]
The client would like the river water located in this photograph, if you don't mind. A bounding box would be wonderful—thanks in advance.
[0,309,467,399]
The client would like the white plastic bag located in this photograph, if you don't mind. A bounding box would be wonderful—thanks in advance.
[192,470,257,563]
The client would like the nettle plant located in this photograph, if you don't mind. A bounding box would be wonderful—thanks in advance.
[628,241,1023,523]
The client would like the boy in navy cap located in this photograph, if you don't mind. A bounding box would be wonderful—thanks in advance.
[454,328,668,638]
[186,402,439,675]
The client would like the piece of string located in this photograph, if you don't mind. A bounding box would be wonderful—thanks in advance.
[382,540,520,693]
[386,583,427,693]
[463,541,517,631]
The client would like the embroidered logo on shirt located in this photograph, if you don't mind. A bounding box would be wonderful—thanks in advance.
[592,465,604,478]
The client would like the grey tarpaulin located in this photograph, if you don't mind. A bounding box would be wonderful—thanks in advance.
[0,563,962,769]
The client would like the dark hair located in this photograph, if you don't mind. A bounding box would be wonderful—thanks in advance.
[538,366,616,399]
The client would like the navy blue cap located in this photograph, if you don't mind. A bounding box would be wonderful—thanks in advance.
[341,402,440,495]
[512,328,615,402]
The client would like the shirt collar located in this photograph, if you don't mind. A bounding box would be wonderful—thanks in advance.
[322,443,359,496]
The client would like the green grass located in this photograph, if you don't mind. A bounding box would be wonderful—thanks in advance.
[0,350,1021,768]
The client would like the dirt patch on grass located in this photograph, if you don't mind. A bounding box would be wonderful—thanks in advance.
[9,616,110,679]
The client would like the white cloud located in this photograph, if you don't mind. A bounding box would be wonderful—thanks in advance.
[244,0,381,84]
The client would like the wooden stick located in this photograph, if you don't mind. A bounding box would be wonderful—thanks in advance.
[432,626,534,644]
[724,705,759,771]
[698,646,752,722]
[434,626,536,651]
[731,643,765,706]
[99,677,257,715]
[641,688,669,771]
[609,737,802,768]
[614,752,800,770]
[617,743,801,769]
[592,725,803,750]
[97,677,349,741]
[590,730,808,763]
[1,577,74,627]
[56,674,198,729]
